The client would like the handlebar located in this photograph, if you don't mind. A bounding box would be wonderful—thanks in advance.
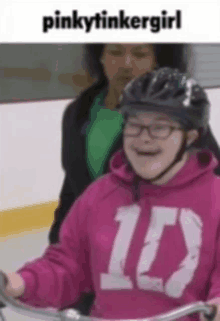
[0,271,217,321]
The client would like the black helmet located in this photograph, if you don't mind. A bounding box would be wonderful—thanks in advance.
[119,67,210,136]
[118,67,211,182]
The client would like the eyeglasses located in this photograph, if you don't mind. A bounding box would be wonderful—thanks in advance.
[124,122,182,139]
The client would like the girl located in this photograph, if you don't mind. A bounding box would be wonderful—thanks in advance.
[4,68,220,321]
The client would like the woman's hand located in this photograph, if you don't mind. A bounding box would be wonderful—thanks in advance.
[4,272,25,298]
[200,298,220,321]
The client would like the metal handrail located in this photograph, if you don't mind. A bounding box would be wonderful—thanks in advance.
[0,271,216,321]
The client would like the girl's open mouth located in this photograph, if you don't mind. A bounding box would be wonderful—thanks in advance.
[136,150,161,157]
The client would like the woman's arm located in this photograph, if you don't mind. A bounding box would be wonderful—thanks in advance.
[49,175,76,244]
[49,99,80,245]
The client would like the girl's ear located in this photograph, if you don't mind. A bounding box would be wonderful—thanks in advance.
[186,129,199,147]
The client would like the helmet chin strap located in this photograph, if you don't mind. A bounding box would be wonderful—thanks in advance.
[147,133,188,183]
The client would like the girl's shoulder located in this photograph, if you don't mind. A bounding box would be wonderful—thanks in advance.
[80,172,119,206]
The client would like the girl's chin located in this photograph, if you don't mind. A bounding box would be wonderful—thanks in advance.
[134,169,161,180]
[141,175,158,180]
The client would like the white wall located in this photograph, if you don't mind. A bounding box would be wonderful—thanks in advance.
[1,88,220,211]
[1,99,72,211]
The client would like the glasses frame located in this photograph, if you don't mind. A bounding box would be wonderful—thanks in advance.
[123,121,183,140]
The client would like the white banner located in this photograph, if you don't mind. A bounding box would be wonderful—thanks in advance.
[0,0,220,42]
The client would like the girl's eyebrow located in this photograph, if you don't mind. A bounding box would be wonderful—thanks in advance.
[128,115,174,124]
[131,117,170,122]
[133,44,150,51]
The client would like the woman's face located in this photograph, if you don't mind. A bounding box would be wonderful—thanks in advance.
[123,112,199,180]
[101,43,156,92]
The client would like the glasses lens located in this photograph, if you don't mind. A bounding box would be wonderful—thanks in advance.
[150,124,171,138]
[124,123,140,136]
[124,123,176,139]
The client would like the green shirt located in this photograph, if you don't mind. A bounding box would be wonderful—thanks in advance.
[86,91,123,179]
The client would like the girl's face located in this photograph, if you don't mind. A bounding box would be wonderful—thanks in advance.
[123,112,199,181]
[101,44,156,92]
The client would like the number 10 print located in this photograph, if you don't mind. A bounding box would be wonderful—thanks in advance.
[101,204,202,298]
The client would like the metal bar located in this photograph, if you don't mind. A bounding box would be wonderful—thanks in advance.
[0,271,216,321]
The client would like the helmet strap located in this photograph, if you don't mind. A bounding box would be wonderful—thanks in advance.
[148,133,188,183]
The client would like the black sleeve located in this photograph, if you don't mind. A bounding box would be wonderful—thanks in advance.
[48,175,75,244]
[48,94,92,244]
[48,99,76,244]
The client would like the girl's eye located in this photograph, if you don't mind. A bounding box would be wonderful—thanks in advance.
[134,52,149,58]
[109,50,124,57]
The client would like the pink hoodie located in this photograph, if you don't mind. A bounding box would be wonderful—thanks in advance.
[17,149,220,320]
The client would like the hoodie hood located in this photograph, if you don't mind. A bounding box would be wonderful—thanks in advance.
[110,149,219,190]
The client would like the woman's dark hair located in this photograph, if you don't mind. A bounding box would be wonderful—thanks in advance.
[83,43,189,81]
[83,44,106,81]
